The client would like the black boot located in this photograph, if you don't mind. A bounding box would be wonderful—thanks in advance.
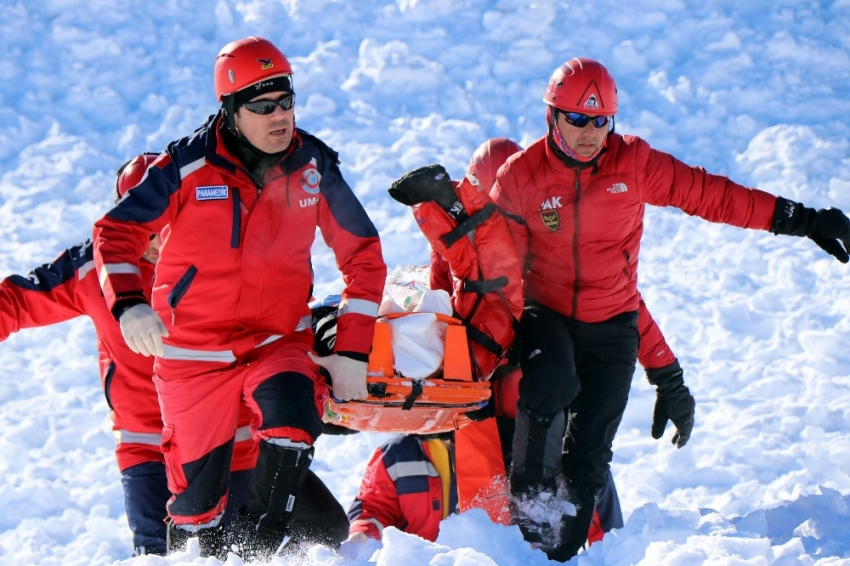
[167,520,226,559]
[510,403,566,550]
[166,520,190,554]
[546,483,597,562]
[228,440,314,560]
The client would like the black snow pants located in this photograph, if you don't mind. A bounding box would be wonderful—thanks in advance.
[511,301,638,559]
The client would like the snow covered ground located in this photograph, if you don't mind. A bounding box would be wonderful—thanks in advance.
[1,0,849,564]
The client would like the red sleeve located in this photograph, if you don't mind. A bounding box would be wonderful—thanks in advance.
[634,137,777,231]
[637,298,676,370]
[317,163,386,356]
[429,248,452,293]
[93,154,177,314]
[348,447,405,540]
[0,243,91,341]
[491,165,530,270]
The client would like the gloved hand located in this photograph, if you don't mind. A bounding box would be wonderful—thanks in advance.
[771,197,850,263]
[388,164,467,221]
[464,395,496,422]
[308,352,368,401]
[119,303,168,357]
[645,360,695,448]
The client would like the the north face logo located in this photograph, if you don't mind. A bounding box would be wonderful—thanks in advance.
[539,196,563,210]
[584,94,599,110]
[607,183,628,194]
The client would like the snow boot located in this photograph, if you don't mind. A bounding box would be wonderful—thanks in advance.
[546,482,597,562]
[166,520,226,558]
[228,440,314,560]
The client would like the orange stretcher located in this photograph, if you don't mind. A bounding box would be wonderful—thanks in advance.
[323,313,492,434]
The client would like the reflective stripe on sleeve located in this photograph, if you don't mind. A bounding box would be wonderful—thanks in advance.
[338,298,379,318]
[385,460,438,481]
[78,260,96,281]
[179,157,206,180]
[113,430,162,446]
[99,263,142,288]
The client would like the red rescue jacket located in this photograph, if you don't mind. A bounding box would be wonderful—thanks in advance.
[415,178,523,380]
[431,252,676,374]
[492,133,777,323]
[348,435,456,542]
[0,240,160,471]
[94,115,386,362]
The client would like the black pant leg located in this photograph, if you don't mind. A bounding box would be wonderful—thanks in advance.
[563,311,639,491]
[516,303,579,416]
[511,303,578,488]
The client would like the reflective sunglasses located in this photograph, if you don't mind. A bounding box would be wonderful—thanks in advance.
[563,112,609,128]
[241,94,296,115]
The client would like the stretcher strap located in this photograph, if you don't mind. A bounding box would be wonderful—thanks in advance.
[465,324,503,357]
[439,203,497,247]
[401,379,424,411]
[461,276,509,294]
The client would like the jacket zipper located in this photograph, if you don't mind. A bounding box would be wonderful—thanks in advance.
[168,265,198,325]
[571,170,581,318]
[103,361,116,410]
[231,188,241,249]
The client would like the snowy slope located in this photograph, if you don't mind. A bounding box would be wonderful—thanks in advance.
[1,1,849,564]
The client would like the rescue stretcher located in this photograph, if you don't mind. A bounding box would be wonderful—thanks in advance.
[323,312,492,434]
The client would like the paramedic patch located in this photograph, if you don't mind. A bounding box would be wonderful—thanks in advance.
[196,185,229,200]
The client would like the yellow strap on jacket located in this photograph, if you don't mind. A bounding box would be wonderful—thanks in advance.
[426,439,452,519]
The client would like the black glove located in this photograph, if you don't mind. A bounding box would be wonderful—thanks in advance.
[388,164,467,221]
[464,395,496,422]
[646,360,695,449]
[771,197,850,263]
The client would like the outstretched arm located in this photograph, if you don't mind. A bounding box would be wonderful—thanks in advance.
[0,241,91,341]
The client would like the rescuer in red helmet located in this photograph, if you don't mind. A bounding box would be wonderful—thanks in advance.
[93,37,386,559]
[486,57,850,561]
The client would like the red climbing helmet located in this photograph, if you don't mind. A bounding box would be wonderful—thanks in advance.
[115,153,158,201]
[467,138,523,191]
[543,58,618,116]
[214,37,293,101]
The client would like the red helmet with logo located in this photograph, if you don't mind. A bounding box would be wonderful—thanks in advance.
[543,58,618,116]
[116,153,158,201]
[467,138,523,191]
[214,37,293,101]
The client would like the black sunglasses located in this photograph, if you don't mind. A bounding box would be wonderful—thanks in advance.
[563,112,609,128]
[241,94,296,115]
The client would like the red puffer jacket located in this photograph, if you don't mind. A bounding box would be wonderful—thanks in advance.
[94,114,385,361]
[0,240,160,471]
[492,133,777,323]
